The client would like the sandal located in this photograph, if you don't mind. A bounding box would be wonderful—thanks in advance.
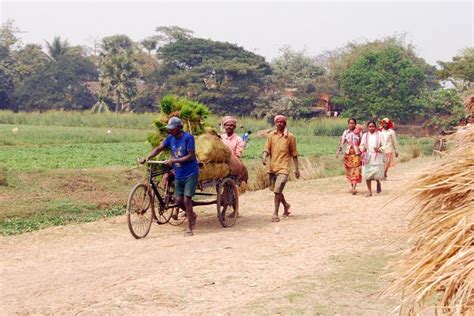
[271,217,280,222]
[184,230,194,236]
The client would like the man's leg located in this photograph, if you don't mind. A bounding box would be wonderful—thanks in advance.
[273,192,281,221]
[376,180,382,193]
[183,196,195,234]
[280,193,291,216]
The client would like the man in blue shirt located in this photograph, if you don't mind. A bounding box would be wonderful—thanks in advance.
[140,117,199,236]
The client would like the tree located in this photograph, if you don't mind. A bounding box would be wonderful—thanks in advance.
[45,36,70,61]
[95,35,138,112]
[140,37,157,55]
[151,37,271,115]
[271,46,324,89]
[0,20,21,109]
[14,53,97,111]
[155,26,193,43]
[316,35,439,96]
[338,46,426,122]
[415,89,465,129]
[437,48,474,91]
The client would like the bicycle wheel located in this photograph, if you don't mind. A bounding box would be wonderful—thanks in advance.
[127,183,153,239]
[154,180,173,224]
[217,178,239,228]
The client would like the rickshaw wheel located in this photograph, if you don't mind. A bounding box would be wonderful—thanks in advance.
[126,183,154,239]
[155,176,174,225]
[216,177,239,228]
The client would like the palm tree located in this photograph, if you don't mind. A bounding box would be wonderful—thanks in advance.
[140,38,157,55]
[97,35,138,112]
[45,36,69,61]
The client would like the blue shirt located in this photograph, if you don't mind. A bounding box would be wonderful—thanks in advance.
[162,132,199,180]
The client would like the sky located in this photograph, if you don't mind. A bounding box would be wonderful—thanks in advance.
[1,1,473,65]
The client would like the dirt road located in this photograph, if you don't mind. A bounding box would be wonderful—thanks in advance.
[0,158,432,314]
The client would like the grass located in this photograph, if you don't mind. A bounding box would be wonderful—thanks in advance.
[0,110,155,129]
[0,124,148,145]
[0,142,149,171]
[0,206,124,235]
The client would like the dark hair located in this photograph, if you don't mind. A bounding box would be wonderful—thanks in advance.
[347,118,357,124]
[247,131,252,134]
[366,120,377,127]
[460,118,467,122]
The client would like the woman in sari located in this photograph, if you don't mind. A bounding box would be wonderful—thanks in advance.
[336,118,362,195]
[360,121,385,197]
[379,118,399,179]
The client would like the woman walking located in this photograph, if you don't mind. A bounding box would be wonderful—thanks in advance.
[360,121,385,197]
[336,118,363,195]
[379,118,399,179]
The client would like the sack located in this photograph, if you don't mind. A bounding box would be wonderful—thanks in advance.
[199,162,230,181]
[228,154,249,182]
[196,134,231,163]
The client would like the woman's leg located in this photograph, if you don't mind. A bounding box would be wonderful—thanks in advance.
[366,180,372,197]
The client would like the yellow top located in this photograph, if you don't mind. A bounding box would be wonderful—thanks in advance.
[264,130,298,175]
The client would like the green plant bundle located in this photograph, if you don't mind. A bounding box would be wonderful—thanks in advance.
[148,95,211,147]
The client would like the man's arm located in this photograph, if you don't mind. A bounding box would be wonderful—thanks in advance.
[140,142,166,164]
[235,137,245,158]
[290,135,300,179]
[293,156,300,179]
[170,149,196,164]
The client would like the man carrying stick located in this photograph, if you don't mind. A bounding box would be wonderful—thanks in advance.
[262,115,300,222]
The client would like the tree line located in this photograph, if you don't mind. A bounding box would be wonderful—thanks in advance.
[0,20,471,128]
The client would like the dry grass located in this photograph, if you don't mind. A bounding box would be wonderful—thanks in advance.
[386,126,474,314]
[245,157,329,191]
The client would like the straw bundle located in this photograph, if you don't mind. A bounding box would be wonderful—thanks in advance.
[195,133,231,164]
[198,163,230,181]
[386,126,474,314]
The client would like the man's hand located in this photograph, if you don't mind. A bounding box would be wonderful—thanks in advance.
[295,169,300,179]
[139,157,147,165]
[336,152,340,159]
[262,152,268,165]
[165,159,174,167]
[395,152,399,158]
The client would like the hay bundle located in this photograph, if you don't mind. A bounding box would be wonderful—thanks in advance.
[387,126,473,314]
[198,163,230,181]
[195,133,231,164]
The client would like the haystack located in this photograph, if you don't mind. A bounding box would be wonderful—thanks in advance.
[386,126,473,314]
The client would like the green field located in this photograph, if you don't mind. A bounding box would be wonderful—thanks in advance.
[0,111,435,235]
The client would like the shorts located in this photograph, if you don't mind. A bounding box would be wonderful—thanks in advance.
[174,173,198,197]
[268,173,288,193]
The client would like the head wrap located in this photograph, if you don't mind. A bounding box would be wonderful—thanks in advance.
[274,115,287,123]
[222,116,237,126]
[380,117,395,129]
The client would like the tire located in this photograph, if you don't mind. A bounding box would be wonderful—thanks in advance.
[155,179,174,225]
[216,178,239,228]
[126,183,154,239]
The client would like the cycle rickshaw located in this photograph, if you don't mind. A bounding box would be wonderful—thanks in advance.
[126,160,239,239]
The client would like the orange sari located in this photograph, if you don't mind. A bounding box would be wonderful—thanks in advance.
[344,147,362,184]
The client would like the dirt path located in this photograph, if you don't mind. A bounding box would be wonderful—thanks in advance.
[0,158,432,314]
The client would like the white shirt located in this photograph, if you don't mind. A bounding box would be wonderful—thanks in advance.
[381,129,399,154]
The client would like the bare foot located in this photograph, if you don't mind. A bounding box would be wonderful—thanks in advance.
[283,204,291,217]
[365,192,372,197]
[184,229,193,236]
[271,216,280,222]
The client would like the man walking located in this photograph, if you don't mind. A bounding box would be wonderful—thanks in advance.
[262,115,300,222]
[140,117,199,236]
